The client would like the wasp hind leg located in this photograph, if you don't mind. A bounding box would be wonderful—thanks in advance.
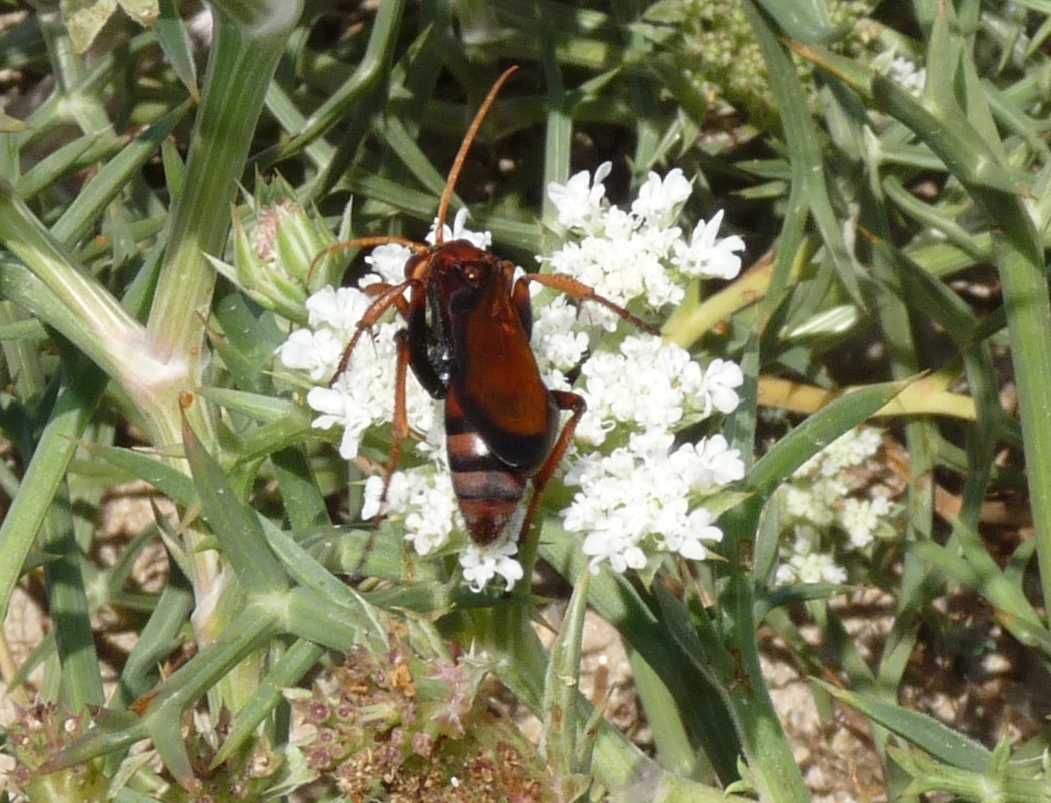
[514,390,587,558]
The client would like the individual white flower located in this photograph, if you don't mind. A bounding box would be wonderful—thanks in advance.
[699,358,744,416]
[775,529,847,585]
[364,242,414,284]
[582,526,648,574]
[460,538,524,592]
[276,327,344,381]
[670,434,746,491]
[546,162,612,232]
[306,375,374,460]
[658,506,723,561]
[427,208,492,250]
[305,285,373,341]
[673,210,745,280]
[631,168,692,226]
[837,495,893,550]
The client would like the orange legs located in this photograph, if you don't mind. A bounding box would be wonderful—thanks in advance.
[521,273,660,335]
[307,235,428,285]
[329,279,415,384]
[516,390,586,545]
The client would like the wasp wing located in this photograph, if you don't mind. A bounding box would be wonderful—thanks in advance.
[450,282,557,474]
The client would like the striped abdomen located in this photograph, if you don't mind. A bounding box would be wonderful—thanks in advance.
[445,393,528,546]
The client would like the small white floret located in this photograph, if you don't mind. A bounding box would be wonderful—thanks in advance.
[547,162,612,232]
[673,210,745,280]
[631,168,692,226]
[460,538,524,592]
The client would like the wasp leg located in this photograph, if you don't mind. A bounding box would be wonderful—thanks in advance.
[363,281,410,320]
[521,273,659,335]
[375,329,413,515]
[515,390,587,546]
[307,236,429,285]
[330,279,416,385]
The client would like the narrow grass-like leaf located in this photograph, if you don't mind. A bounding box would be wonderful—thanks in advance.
[0,360,106,624]
[51,101,192,248]
[271,447,330,533]
[209,639,324,769]
[748,378,908,498]
[745,2,866,309]
[0,317,47,341]
[753,0,836,42]
[116,561,193,706]
[630,649,697,778]
[81,443,195,505]
[41,483,105,712]
[155,0,198,99]
[259,518,389,651]
[198,387,302,424]
[181,401,288,593]
[542,567,591,788]
[259,0,405,166]
[817,680,992,772]
[15,131,122,200]
[317,525,445,584]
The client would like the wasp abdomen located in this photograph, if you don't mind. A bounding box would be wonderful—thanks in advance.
[446,400,527,546]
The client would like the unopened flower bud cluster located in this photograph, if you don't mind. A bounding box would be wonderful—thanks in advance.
[278,167,749,591]
[772,426,903,586]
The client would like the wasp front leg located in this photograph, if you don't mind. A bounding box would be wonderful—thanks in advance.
[521,273,659,335]
[369,329,412,517]
[330,279,415,384]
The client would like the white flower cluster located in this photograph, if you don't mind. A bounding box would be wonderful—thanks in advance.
[564,431,743,571]
[544,166,747,574]
[543,165,744,318]
[276,286,435,461]
[773,427,901,587]
[277,166,750,589]
[872,50,926,95]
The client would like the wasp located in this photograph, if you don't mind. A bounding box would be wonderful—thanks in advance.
[318,66,656,547]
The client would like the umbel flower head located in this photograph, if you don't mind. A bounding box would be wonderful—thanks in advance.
[278,165,748,591]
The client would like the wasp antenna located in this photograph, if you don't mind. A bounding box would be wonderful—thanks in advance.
[306,236,428,285]
[435,65,519,244]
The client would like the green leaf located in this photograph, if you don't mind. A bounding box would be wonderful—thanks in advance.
[61,0,118,54]
[118,0,159,27]
[81,443,195,505]
[209,639,324,769]
[748,379,909,499]
[817,680,992,772]
[542,567,591,792]
[181,402,288,593]
[154,0,196,97]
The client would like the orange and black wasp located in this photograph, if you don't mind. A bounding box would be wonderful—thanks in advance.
[316,66,656,548]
